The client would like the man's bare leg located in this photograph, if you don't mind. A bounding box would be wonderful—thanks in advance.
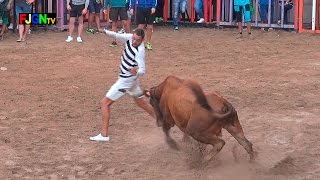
[100,97,114,136]
[78,15,84,37]
[146,24,153,43]
[89,97,114,141]
[95,14,101,30]
[111,21,118,44]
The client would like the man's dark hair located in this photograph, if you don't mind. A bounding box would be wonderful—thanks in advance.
[133,28,145,39]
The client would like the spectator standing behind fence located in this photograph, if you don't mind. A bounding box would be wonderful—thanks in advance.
[173,0,187,30]
[277,0,293,25]
[0,0,10,40]
[86,0,102,34]
[194,0,204,23]
[103,0,128,47]
[234,0,253,38]
[129,0,157,50]
[65,0,89,43]
[259,0,274,31]
[8,0,34,42]
[259,0,274,23]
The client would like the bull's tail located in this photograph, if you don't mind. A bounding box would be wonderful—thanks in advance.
[188,83,212,111]
[188,83,234,120]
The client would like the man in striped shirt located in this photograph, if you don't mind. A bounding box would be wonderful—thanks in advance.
[90,28,155,142]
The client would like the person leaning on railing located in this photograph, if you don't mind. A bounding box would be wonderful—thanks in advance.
[277,0,293,25]
[259,0,274,24]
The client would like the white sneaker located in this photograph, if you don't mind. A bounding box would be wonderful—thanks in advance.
[76,36,82,43]
[8,23,13,30]
[89,133,110,142]
[197,18,204,23]
[65,36,73,42]
[277,20,281,25]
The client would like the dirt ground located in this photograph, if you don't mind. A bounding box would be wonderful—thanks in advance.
[0,25,320,180]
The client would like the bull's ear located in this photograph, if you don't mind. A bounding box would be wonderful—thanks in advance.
[144,90,150,97]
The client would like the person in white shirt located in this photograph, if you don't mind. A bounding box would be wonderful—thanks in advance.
[65,0,89,43]
[89,28,155,142]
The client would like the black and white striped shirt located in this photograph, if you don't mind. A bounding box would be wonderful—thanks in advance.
[104,30,146,78]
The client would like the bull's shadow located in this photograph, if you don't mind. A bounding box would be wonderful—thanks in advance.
[144,75,256,164]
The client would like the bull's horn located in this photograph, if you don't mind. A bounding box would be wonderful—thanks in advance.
[144,90,150,97]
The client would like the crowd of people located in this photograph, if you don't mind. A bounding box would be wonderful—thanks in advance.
[0,0,294,43]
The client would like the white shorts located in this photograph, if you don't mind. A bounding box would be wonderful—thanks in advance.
[106,77,144,101]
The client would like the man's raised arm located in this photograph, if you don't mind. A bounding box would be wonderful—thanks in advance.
[104,29,133,43]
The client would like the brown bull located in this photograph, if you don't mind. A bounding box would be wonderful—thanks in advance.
[144,75,255,162]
